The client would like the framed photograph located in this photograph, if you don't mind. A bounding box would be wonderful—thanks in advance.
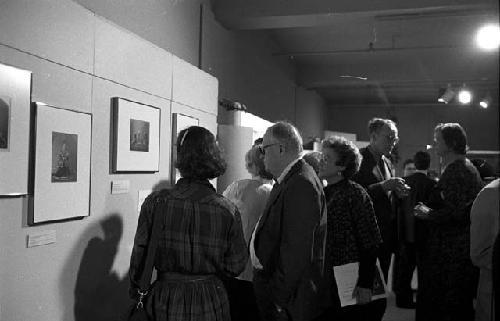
[30,103,92,224]
[112,98,160,172]
[0,62,32,196]
[171,113,199,184]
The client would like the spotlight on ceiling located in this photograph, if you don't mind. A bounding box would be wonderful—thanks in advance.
[479,93,492,108]
[457,86,472,104]
[476,24,500,50]
[438,85,455,104]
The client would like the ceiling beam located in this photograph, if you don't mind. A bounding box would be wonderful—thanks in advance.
[212,0,497,30]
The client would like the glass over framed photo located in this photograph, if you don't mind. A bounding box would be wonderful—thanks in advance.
[112,98,160,172]
[0,62,32,196]
[171,113,199,184]
[30,103,92,224]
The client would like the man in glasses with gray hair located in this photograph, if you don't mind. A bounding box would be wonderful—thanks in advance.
[251,121,331,321]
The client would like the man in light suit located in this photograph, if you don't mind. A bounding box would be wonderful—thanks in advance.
[251,121,330,321]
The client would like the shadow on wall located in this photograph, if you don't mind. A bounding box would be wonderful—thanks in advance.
[61,214,131,321]
[60,179,172,321]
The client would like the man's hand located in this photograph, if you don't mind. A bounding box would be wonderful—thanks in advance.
[381,178,411,197]
[353,286,372,305]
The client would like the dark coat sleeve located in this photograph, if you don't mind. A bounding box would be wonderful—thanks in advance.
[270,178,321,307]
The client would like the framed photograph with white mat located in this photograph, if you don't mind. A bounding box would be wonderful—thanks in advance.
[30,103,92,224]
[112,97,160,172]
[0,62,32,196]
[171,113,199,184]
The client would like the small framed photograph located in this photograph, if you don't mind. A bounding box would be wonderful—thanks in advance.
[171,113,199,183]
[112,98,160,172]
[31,103,92,224]
[0,62,32,196]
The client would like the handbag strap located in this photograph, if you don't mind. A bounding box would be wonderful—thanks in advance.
[137,198,164,292]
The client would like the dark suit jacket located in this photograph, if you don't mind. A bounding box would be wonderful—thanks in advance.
[398,172,437,243]
[352,147,396,248]
[254,159,329,321]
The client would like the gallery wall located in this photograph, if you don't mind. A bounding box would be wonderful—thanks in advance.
[72,0,325,138]
[0,1,218,320]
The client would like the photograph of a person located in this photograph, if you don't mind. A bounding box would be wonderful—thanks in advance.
[0,96,10,150]
[51,131,78,182]
[129,118,149,152]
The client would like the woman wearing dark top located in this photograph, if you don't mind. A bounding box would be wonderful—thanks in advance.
[318,136,383,321]
[129,126,248,321]
[414,123,482,321]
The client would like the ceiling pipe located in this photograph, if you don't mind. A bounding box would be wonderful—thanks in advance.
[273,44,469,57]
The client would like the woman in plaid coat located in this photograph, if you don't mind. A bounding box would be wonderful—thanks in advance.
[129,126,248,321]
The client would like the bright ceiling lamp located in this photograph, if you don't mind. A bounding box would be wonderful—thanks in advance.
[476,24,500,50]
[457,85,472,104]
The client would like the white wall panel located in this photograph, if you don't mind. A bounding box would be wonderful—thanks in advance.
[172,56,218,115]
[0,0,94,73]
[0,45,92,113]
[94,17,173,99]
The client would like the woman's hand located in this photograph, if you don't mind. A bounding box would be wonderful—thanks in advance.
[353,286,372,305]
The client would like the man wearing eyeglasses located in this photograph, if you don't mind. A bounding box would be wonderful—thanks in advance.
[251,121,330,321]
[352,118,410,320]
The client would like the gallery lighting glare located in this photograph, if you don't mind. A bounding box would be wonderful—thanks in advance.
[476,24,500,50]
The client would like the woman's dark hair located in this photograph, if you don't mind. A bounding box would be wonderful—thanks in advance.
[322,136,362,179]
[434,123,468,155]
[175,126,226,180]
[246,146,273,180]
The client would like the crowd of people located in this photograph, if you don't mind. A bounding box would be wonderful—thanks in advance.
[128,118,499,321]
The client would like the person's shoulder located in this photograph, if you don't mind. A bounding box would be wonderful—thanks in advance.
[257,182,273,194]
[347,180,370,197]
[210,193,239,216]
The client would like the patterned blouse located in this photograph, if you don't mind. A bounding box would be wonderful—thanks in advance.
[324,179,382,288]
[129,178,248,321]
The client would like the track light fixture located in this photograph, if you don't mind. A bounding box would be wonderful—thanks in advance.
[438,84,455,104]
[219,98,247,111]
[479,93,492,108]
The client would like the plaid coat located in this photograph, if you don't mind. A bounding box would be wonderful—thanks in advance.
[129,178,248,321]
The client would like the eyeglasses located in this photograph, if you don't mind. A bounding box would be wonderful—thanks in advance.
[259,143,280,155]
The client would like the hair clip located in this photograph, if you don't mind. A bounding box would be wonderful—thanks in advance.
[179,129,189,147]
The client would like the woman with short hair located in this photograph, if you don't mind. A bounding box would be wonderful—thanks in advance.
[129,126,248,321]
[223,145,273,281]
[414,123,483,321]
[318,136,383,321]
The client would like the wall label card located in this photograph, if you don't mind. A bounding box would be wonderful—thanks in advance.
[111,180,130,194]
[27,230,57,248]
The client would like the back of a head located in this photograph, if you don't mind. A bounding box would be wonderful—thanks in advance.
[267,121,303,155]
[175,126,226,180]
[413,151,431,170]
[303,151,323,176]
[246,145,273,180]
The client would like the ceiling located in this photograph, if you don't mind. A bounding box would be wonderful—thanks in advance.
[211,0,499,106]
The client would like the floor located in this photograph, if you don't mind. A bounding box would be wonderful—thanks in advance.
[383,255,416,321]
[384,293,415,321]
